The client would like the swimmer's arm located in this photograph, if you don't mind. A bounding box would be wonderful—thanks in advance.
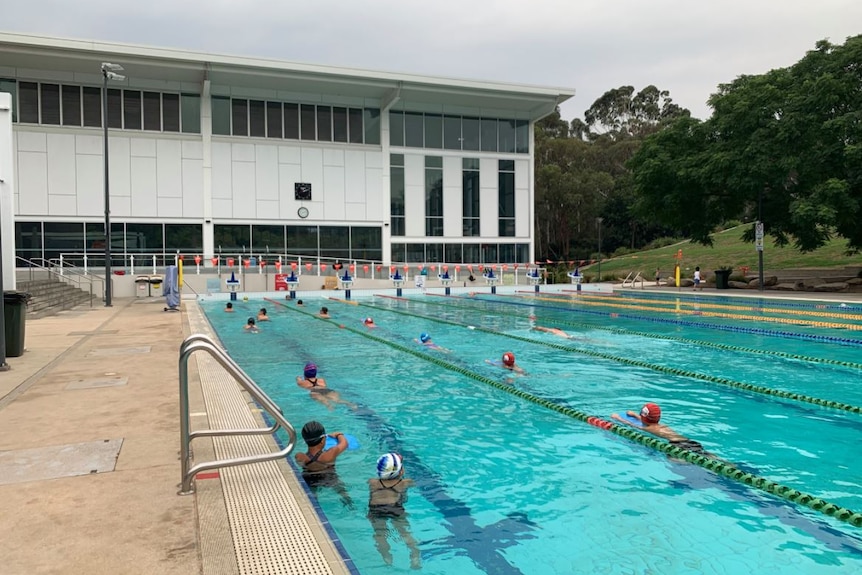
[611,413,638,428]
[327,432,348,455]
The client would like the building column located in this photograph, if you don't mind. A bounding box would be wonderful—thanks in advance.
[200,78,214,263]
[0,93,15,289]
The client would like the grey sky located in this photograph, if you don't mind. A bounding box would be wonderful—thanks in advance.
[4,0,859,122]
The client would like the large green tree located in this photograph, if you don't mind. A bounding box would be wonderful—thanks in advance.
[631,35,862,252]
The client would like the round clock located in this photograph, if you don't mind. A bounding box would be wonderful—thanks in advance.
[297,207,309,219]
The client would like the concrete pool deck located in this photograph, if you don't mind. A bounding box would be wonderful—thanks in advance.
[0,287,860,574]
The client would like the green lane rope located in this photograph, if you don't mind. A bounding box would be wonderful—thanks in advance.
[283,297,862,529]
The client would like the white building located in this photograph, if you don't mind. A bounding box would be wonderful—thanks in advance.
[0,32,573,284]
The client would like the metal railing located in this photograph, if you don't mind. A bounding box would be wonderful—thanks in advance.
[16,256,99,307]
[178,334,297,495]
[621,271,646,289]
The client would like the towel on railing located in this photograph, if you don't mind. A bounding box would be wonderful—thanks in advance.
[163,265,180,309]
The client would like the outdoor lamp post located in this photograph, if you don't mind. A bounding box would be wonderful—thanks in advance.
[101,62,125,307]
[596,217,604,282]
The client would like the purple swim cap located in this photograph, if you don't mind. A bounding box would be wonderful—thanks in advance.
[304,362,317,378]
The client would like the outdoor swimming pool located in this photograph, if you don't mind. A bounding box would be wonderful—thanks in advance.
[203,291,862,575]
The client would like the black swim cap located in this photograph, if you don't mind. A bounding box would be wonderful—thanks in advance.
[301,421,326,446]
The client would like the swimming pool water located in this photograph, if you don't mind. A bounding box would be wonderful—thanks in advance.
[204,292,862,575]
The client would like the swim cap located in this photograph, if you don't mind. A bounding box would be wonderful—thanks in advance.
[641,403,661,424]
[364,317,373,324]
[376,453,403,480]
[304,362,317,378]
[502,352,515,367]
[247,317,256,325]
[259,308,267,314]
[301,421,326,446]
[420,332,431,343]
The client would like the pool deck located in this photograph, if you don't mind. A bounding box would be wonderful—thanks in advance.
[1,286,861,575]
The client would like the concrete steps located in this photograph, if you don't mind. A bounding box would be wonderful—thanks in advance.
[15,279,95,319]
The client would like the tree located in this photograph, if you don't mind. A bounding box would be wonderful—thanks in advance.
[585,85,689,140]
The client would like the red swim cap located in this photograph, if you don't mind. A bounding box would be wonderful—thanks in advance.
[641,403,661,424]
[502,352,515,367]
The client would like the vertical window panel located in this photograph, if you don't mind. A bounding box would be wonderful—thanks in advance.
[211,96,231,135]
[462,117,480,151]
[316,106,332,141]
[498,119,516,153]
[181,94,201,133]
[162,93,180,132]
[515,120,529,153]
[266,101,282,138]
[300,104,316,140]
[249,100,266,137]
[0,79,18,122]
[284,103,299,139]
[405,112,424,148]
[332,107,348,142]
[424,114,442,149]
[462,158,480,237]
[232,99,249,136]
[82,87,102,127]
[18,82,39,123]
[443,115,462,150]
[364,108,380,145]
[107,88,122,128]
[389,111,404,146]
[348,108,363,143]
[40,84,61,125]
[123,90,142,130]
[425,156,443,237]
[480,118,498,152]
[61,85,81,126]
[143,92,162,131]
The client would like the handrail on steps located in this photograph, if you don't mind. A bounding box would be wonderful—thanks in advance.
[178,333,297,495]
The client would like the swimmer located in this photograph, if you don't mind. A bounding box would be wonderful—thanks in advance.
[611,403,712,456]
[319,306,331,319]
[297,299,304,306]
[224,302,234,313]
[532,325,575,339]
[486,351,526,375]
[363,317,377,328]
[296,362,355,410]
[257,307,270,321]
[244,317,259,332]
[295,421,353,508]
[414,332,449,352]
[367,453,421,569]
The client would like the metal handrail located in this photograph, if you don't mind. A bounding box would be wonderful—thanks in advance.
[16,256,96,307]
[178,333,297,495]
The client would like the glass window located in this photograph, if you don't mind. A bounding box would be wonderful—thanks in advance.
[499,243,518,263]
[163,93,180,132]
[389,111,404,146]
[43,222,84,262]
[463,243,480,264]
[498,119,516,154]
[107,88,122,128]
[405,244,425,263]
[516,244,530,265]
[463,159,480,237]
[319,226,350,260]
[499,161,515,237]
[231,99,248,137]
[481,118,498,152]
[515,120,529,153]
[425,156,442,169]
[251,225,286,253]
[363,108,380,145]
[316,106,332,142]
[249,100,266,137]
[284,103,299,139]
[40,84,61,125]
[390,243,406,264]
[350,227,382,261]
[18,82,39,123]
[425,158,443,237]
[213,224,251,253]
[443,115,461,150]
[85,222,109,260]
[14,221,42,262]
[482,243,499,264]
[266,101,282,139]
[425,243,443,263]
[165,224,203,255]
[211,96,231,136]
[424,114,442,149]
[332,107,348,142]
[286,225,318,257]
[61,85,81,126]
[181,94,201,133]
[390,153,404,166]
[405,112,424,148]
[444,243,463,263]
[300,104,316,140]
[348,108,363,144]
[125,223,163,253]
[0,79,17,122]
[143,92,161,131]
[462,116,479,151]
[390,163,405,236]
[123,90,142,130]
[82,87,101,127]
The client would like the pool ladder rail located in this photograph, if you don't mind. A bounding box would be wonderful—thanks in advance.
[178,334,297,495]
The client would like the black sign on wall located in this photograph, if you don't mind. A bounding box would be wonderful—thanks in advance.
[295,182,312,200]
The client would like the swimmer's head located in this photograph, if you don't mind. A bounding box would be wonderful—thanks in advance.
[301,421,326,446]
[320,306,329,314]
[259,308,267,315]
[304,362,317,378]
[226,302,233,309]
[247,317,256,325]
[420,332,431,343]
[364,317,374,325]
[502,352,515,367]
[376,453,403,480]
[641,403,661,424]
[297,299,303,305]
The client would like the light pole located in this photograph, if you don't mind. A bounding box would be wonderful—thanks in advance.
[596,217,604,282]
[101,62,125,306]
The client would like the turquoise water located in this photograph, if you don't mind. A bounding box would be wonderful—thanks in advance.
[204,292,862,575]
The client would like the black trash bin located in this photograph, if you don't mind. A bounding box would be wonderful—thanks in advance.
[713,269,732,290]
[4,291,31,357]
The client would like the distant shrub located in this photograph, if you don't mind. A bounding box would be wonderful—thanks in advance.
[644,237,682,250]
[612,246,633,258]
[722,220,743,229]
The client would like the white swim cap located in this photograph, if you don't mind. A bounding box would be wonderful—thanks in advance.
[376,453,403,480]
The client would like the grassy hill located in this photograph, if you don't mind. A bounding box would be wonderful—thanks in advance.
[581,226,862,280]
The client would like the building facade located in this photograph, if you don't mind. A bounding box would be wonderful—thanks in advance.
[0,32,573,271]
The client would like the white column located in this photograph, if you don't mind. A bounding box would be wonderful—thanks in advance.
[201,78,214,264]
[0,93,15,289]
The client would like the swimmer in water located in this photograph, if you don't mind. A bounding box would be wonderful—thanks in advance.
[612,403,713,456]
[363,317,377,328]
[414,332,449,352]
[296,362,355,410]
[486,351,526,375]
[257,307,270,321]
[319,306,331,319]
[532,325,576,339]
[244,317,259,332]
[367,453,421,569]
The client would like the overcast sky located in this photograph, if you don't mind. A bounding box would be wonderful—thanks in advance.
[4,1,860,122]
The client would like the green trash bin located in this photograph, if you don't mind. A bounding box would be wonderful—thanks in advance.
[4,291,31,357]
[713,269,732,290]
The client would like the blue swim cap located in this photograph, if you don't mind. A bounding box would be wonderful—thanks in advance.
[304,362,317,378]
[420,332,430,343]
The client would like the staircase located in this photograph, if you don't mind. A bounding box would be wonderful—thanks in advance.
[15,278,95,319]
